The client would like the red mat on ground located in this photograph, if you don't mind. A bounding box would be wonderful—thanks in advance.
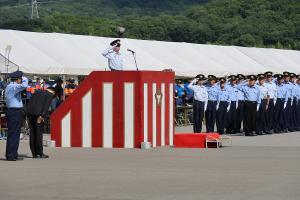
[174,133,220,148]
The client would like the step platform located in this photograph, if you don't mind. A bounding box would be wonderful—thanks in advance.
[174,133,220,148]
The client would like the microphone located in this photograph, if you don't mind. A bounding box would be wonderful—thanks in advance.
[127,49,135,54]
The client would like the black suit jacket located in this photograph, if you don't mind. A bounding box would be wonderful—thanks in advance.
[26,90,54,117]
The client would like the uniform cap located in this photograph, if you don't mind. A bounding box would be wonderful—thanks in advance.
[110,39,121,47]
[195,74,206,80]
[219,77,227,83]
[257,74,266,80]
[208,75,217,81]
[247,75,257,81]
[237,74,245,80]
[264,71,273,77]
[228,75,237,81]
[274,74,283,80]
[283,71,290,77]
[290,73,296,78]
[9,70,23,79]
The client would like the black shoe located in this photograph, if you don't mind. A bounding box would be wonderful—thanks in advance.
[33,155,39,159]
[256,132,262,135]
[15,157,24,161]
[37,154,49,159]
[245,132,251,136]
[235,129,242,134]
[264,131,272,135]
[6,158,17,161]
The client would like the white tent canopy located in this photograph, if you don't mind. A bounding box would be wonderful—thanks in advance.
[0,29,299,77]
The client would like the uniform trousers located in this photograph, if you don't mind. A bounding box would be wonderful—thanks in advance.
[216,101,229,135]
[226,101,237,134]
[5,108,23,160]
[205,100,217,133]
[193,100,205,133]
[296,100,300,130]
[264,99,275,133]
[291,97,298,131]
[244,101,257,134]
[283,98,292,131]
[234,100,244,133]
[273,98,285,133]
[256,99,267,134]
[28,115,44,157]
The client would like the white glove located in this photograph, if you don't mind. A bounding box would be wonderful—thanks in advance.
[274,100,276,105]
[227,105,230,112]
[257,104,260,111]
[236,101,238,109]
[284,102,287,109]
[216,103,219,110]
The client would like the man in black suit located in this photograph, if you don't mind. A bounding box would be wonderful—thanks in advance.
[26,87,56,158]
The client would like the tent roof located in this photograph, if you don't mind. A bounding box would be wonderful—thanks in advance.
[0,29,299,76]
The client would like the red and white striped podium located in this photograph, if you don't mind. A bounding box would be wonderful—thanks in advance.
[51,71,175,148]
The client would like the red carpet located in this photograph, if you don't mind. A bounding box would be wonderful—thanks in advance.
[174,133,220,148]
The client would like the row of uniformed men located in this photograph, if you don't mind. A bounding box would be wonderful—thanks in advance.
[188,71,300,136]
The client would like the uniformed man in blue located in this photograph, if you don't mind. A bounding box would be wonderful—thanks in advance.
[256,74,269,135]
[5,71,28,161]
[290,73,298,131]
[225,75,239,134]
[264,71,277,134]
[216,77,231,135]
[184,79,194,105]
[296,75,300,131]
[102,39,123,71]
[273,74,288,133]
[282,72,294,132]
[175,80,185,106]
[188,74,208,133]
[237,75,261,136]
[234,74,246,133]
[205,75,219,133]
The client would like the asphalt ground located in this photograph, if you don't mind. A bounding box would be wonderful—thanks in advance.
[1,127,300,200]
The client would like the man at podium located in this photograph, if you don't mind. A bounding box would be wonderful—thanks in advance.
[102,39,124,71]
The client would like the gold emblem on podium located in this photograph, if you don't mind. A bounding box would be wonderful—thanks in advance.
[155,89,163,106]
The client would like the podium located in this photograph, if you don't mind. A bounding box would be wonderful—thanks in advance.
[51,71,175,148]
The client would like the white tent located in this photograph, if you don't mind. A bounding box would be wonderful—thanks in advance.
[0,29,299,77]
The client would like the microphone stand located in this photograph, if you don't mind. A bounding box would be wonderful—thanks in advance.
[129,51,139,71]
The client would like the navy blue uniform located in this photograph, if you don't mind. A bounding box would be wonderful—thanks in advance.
[264,80,277,133]
[256,83,268,135]
[188,79,208,133]
[216,87,230,135]
[273,82,288,133]
[283,81,293,131]
[5,74,28,160]
[205,84,219,133]
[226,83,239,134]
[237,82,261,135]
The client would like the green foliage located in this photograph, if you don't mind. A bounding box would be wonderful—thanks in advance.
[0,0,299,50]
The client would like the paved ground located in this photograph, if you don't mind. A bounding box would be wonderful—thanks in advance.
[1,127,300,200]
